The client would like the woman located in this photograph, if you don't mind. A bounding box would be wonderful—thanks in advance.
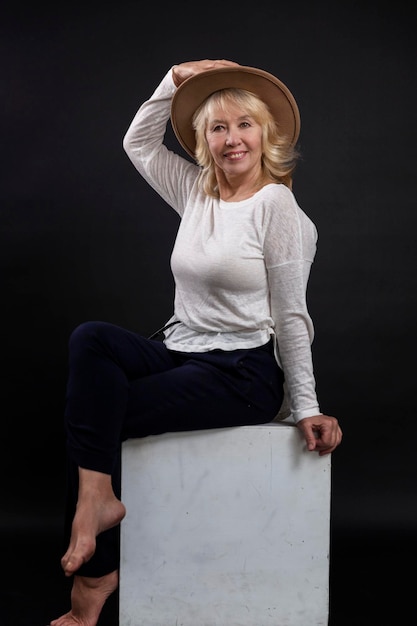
[50,59,342,626]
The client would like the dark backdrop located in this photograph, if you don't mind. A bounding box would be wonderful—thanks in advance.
[1,2,416,625]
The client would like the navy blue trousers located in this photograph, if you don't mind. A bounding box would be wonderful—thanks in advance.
[64,320,284,576]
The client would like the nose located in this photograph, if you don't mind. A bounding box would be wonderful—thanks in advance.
[225,130,241,146]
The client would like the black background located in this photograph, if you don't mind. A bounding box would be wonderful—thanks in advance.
[1,2,416,625]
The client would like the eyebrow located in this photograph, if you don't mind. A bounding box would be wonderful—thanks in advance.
[209,114,254,125]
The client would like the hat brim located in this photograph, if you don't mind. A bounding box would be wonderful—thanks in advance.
[170,65,301,159]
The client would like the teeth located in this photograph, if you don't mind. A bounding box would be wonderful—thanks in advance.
[228,152,244,159]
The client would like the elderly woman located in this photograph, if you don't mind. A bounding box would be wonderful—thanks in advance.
[50,59,342,626]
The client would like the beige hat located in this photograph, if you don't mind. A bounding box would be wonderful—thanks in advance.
[170,65,301,159]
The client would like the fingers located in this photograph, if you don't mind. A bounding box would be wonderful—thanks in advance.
[297,415,342,455]
[172,59,240,87]
[313,423,342,455]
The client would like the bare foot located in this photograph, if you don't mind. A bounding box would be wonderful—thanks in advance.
[50,570,118,626]
[61,469,126,576]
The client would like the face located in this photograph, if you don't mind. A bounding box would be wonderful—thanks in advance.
[205,102,263,178]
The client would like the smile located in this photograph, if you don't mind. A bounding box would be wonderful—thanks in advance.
[224,151,246,160]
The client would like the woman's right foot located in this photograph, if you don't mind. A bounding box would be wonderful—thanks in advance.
[50,570,118,626]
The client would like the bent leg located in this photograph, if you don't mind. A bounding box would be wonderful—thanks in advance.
[62,321,178,577]
[53,333,283,625]
[65,320,177,474]
[63,328,283,579]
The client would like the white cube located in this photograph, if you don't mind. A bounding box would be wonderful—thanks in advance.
[120,423,331,626]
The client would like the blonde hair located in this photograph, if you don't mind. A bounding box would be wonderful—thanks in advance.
[192,88,300,197]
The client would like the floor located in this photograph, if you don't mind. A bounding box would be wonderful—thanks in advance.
[1,526,415,626]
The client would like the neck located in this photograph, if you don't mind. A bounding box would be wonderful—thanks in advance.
[217,170,274,202]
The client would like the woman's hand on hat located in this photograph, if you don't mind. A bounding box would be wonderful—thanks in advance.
[172,59,240,88]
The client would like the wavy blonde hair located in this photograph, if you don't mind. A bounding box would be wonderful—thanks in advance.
[192,88,300,197]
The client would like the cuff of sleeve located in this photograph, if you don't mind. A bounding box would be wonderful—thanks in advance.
[292,408,322,424]
[150,67,177,99]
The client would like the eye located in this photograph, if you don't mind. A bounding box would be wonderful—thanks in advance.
[239,121,251,128]
[212,124,226,132]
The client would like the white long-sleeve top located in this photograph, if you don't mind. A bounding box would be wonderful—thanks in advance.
[123,68,321,423]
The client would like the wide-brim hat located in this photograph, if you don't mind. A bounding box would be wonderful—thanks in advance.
[170,65,301,159]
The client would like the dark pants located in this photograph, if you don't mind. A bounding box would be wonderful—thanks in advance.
[64,320,284,576]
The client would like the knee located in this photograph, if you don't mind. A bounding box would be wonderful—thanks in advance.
[68,320,109,353]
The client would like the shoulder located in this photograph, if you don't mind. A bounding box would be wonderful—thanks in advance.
[258,184,318,241]
[260,183,301,207]
[258,184,309,219]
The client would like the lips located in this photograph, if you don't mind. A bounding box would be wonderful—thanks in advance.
[224,151,246,160]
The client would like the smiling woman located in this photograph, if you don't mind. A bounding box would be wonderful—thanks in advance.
[49,58,342,626]
[193,89,296,200]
